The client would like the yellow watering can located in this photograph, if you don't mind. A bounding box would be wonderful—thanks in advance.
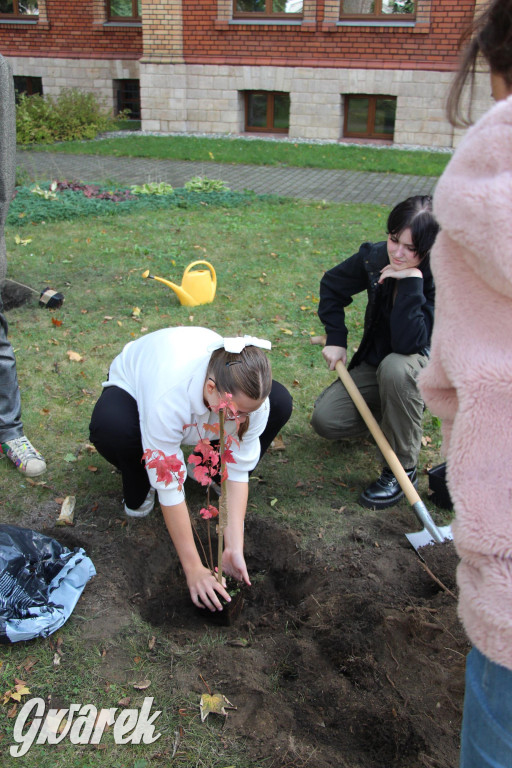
[142,260,217,307]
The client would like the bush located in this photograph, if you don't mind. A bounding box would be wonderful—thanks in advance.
[184,176,230,193]
[16,88,121,145]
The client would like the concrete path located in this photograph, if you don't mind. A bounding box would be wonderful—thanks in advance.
[16,149,437,206]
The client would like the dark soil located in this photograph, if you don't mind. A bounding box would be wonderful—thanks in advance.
[30,486,466,768]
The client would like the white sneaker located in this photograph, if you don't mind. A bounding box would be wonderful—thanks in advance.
[0,436,47,477]
[124,488,155,518]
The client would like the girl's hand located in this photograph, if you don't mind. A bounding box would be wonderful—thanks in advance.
[222,547,251,586]
[322,345,347,371]
[186,564,231,612]
[378,264,423,283]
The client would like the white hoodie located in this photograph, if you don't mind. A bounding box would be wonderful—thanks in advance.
[105,326,270,506]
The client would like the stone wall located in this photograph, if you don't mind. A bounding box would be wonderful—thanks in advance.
[7,56,140,107]
[140,62,493,149]
[6,52,493,149]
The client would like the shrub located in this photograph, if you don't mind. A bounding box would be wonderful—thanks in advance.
[16,89,122,145]
[130,182,175,196]
[184,176,230,193]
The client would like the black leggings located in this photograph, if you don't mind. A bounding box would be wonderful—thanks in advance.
[89,380,293,510]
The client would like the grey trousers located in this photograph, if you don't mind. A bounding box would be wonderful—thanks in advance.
[311,353,429,469]
[0,55,23,442]
[0,301,22,442]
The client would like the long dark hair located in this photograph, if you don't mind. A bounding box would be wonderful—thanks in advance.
[447,0,512,127]
[386,195,439,264]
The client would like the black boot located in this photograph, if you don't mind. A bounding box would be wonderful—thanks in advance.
[359,466,417,510]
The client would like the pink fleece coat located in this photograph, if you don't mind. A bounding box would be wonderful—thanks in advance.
[419,94,512,671]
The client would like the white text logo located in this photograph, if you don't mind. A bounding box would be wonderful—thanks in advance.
[11,696,162,757]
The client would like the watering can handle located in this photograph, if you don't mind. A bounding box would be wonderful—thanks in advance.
[183,260,216,283]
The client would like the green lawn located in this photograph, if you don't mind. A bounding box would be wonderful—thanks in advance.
[25,133,451,177]
[0,186,445,767]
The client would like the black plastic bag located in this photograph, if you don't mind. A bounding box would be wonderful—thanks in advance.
[0,524,95,643]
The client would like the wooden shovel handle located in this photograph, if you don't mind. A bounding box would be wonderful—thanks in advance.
[334,360,421,506]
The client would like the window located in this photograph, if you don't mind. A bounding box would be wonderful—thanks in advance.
[245,92,290,134]
[234,0,302,18]
[114,79,141,120]
[107,0,140,20]
[0,1,38,16]
[13,75,43,100]
[341,0,414,18]
[344,95,396,140]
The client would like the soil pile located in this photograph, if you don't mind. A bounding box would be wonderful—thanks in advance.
[36,496,466,768]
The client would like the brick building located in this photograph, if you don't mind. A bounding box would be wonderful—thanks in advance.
[0,0,492,148]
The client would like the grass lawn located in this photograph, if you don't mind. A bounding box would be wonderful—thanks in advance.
[0,187,446,767]
[25,133,451,177]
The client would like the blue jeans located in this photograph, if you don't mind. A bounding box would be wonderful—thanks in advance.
[460,647,512,768]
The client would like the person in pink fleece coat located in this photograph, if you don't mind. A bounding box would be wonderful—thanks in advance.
[419,1,512,765]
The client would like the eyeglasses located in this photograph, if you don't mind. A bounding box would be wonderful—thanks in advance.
[208,378,251,418]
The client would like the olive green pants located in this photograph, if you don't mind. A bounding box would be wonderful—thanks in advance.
[311,353,429,469]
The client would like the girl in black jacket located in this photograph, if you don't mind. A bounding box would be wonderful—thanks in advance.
[311,196,439,509]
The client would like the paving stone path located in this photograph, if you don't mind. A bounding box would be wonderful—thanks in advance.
[17,149,437,206]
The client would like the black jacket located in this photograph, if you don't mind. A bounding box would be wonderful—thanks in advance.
[318,241,435,370]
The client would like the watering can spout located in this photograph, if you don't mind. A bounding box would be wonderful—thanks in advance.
[142,261,217,307]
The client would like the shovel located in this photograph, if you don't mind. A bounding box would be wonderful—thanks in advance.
[311,337,452,550]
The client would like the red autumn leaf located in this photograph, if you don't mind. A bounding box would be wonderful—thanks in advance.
[142,449,185,488]
[199,505,219,520]
[192,464,211,486]
[222,447,236,465]
[51,317,63,327]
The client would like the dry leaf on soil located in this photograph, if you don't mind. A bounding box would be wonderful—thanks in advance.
[199,693,237,722]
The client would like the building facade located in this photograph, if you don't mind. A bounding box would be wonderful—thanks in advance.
[0,0,492,148]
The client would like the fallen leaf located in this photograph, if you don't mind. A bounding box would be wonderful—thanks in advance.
[53,653,61,666]
[7,703,17,718]
[270,498,278,507]
[51,317,63,327]
[11,683,30,701]
[279,328,293,335]
[269,435,286,451]
[14,234,32,246]
[148,636,156,651]
[118,697,131,707]
[87,465,98,472]
[67,350,83,362]
[133,680,151,690]
[57,718,68,734]
[200,693,237,722]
